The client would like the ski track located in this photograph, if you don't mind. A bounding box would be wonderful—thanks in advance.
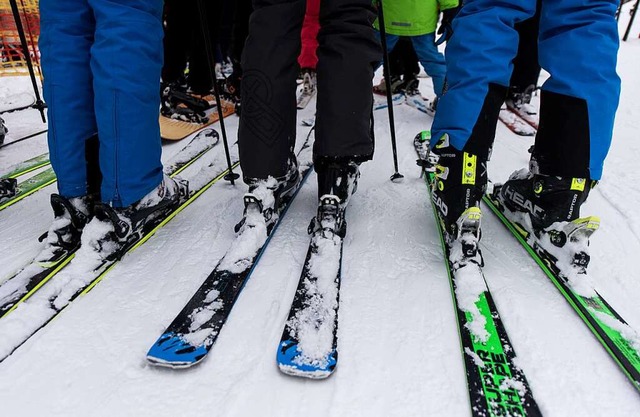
[1,19,640,415]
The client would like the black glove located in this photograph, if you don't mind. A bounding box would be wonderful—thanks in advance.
[437,7,460,42]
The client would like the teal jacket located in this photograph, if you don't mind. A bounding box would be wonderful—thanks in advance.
[375,0,459,36]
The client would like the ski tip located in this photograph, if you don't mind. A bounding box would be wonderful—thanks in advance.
[276,340,337,380]
[146,332,208,369]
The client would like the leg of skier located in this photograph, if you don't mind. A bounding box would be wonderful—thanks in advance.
[409,34,446,98]
[430,0,536,236]
[499,0,620,230]
[38,0,98,261]
[86,0,188,256]
[505,1,542,122]
[313,0,379,218]
[238,0,306,229]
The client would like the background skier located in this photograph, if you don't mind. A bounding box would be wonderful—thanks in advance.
[374,0,459,103]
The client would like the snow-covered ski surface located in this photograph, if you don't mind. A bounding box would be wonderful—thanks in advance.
[1,17,640,416]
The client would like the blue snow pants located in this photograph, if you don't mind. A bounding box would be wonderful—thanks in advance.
[375,32,447,97]
[39,0,164,207]
[431,0,621,180]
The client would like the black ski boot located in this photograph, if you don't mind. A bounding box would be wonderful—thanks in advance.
[161,82,211,123]
[308,161,360,240]
[373,75,403,95]
[0,178,17,201]
[498,169,592,231]
[37,194,93,264]
[402,78,420,96]
[235,157,301,235]
[430,133,487,239]
[90,175,189,261]
[495,168,599,275]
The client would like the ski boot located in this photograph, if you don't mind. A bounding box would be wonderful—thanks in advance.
[373,75,403,95]
[235,157,301,235]
[161,82,211,123]
[494,168,598,277]
[505,84,538,127]
[36,194,93,265]
[307,161,360,241]
[430,134,487,239]
[0,178,17,202]
[404,78,437,116]
[402,77,420,96]
[89,175,189,261]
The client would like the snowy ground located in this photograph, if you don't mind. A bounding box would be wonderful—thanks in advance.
[1,12,640,417]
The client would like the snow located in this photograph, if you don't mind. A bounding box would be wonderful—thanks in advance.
[1,13,640,417]
[286,233,341,368]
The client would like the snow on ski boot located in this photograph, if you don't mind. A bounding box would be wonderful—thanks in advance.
[235,157,301,235]
[495,169,598,284]
[505,84,538,127]
[36,194,93,265]
[316,160,360,212]
[448,207,484,270]
[297,69,317,109]
[0,178,17,202]
[430,134,487,238]
[308,194,347,242]
[305,160,360,241]
[88,174,189,261]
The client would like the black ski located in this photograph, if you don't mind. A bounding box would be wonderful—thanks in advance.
[0,130,220,319]
[147,136,315,368]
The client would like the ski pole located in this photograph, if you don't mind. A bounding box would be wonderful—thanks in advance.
[375,0,404,183]
[197,0,240,185]
[623,0,639,41]
[9,0,46,123]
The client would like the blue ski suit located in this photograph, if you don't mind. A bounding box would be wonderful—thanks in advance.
[39,0,164,207]
[431,0,621,180]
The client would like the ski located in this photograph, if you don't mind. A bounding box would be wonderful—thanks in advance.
[0,130,220,320]
[1,153,50,179]
[483,188,640,392]
[146,134,315,368]
[405,93,435,117]
[0,167,57,211]
[0,137,235,363]
[498,108,536,137]
[414,131,541,416]
[373,92,405,111]
[277,195,344,379]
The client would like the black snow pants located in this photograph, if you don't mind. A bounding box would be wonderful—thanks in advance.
[509,0,541,92]
[239,0,381,180]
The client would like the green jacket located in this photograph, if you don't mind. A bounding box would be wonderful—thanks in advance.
[375,0,459,36]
